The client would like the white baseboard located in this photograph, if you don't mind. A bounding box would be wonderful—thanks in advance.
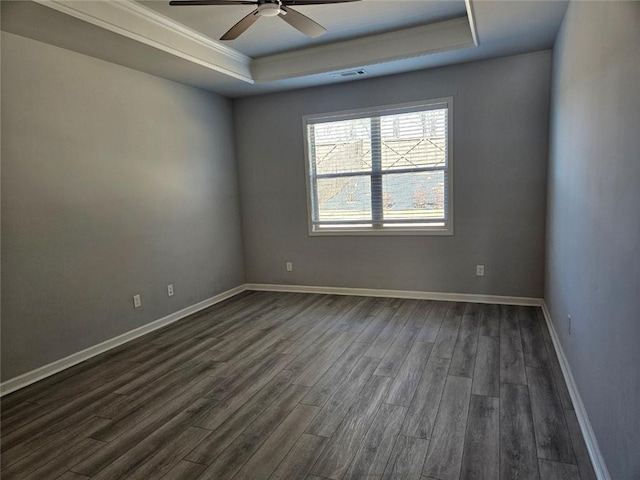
[245,283,543,306]
[0,284,247,397]
[540,301,611,480]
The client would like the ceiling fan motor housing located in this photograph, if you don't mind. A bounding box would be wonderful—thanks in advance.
[258,2,282,16]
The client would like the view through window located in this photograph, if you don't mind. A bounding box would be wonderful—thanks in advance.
[304,99,453,235]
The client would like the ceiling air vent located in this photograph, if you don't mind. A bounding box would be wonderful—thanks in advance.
[332,69,367,78]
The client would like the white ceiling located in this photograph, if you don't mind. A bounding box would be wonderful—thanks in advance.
[1,0,568,97]
[138,0,468,57]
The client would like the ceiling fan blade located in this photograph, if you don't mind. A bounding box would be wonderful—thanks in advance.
[282,0,360,4]
[220,9,260,40]
[170,1,258,6]
[279,6,326,38]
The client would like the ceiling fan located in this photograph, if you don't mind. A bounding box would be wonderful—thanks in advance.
[169,0,361,41]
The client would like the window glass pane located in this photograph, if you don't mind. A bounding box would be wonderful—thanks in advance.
[309,119,372,175]
[381,171,446,221]
[379,109,447,171]
[316,176,371,222]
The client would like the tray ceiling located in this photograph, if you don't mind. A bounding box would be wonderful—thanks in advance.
[138,0,468,58]
[1,0,568,97]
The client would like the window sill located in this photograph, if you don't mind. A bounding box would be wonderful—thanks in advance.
[308,226,454,237]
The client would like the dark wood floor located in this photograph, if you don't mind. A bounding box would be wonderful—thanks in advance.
[1,291,597,480]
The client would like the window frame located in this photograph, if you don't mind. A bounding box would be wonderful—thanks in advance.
[302,97,454,236]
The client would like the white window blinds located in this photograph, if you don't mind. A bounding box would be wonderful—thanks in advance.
[304,99,453,235]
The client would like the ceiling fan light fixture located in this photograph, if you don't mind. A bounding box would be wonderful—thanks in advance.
[257,3,281,17]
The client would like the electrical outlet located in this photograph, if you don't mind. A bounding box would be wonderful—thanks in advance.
[167,284,174,297]
[133,294,142,309]
[476,264,485,276]
[567,315,572,335]
[286,262,293,272]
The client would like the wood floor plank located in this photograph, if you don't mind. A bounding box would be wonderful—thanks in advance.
[57,472,90,480]
[20,438,105,480]
[385,341,433,407]
[306,356,380,437]
[119,337,221,393]
[212,295,324,360]
[499,304,526,385]
[355,298,402,344]
[500,383,539,480]
[276,295,342,337]
[98,357,217,423]
[537,459,580,480]
[518,306,550,369]
[91,375,219,443]
[285,330,354,380]
[214,337,287,379]
[209,326,288,366]
[188,370,295,463]
[526,366,575,464]
[233,404,320,480]
[431,302,466,359]
[114,341,165,365]
[400,356,450,439]
[500,331,527,385]
[0,401,55,446]
[460,395,499,480]
[382,435,429,480]
[472,335,500,397]
[293,332,358,387]
[500,305,519,332]
[415,301,450,343]
[337,297,395,333]
[564,408,597,480]
[302,342,369,407]
[375,328,421,378]
[207,350,293,401]
[344,403,407,480]
[406,300,435,329]
[422,375,472,480]
[196,384,310,479]
[269,434,328,480]
[1,416,111,477]
[364,300,416,358]
[449,303,482,377]
[0,399,44,425]
[79,398,217,479]
[71,378,217,476]
[281,313,343,356]
[2,353,130,410]
[310,375,391,480]
[160,460,207,480]
[138,334,217,371]
[29,359,136,408]
[479,303,500,337]
[125,426,211,480]
[1,372,138,453]
[1,295,580,480]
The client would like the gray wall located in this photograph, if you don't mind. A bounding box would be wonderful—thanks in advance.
[234,52,551,297]
[1,32,245,380]
[546,3,640,479]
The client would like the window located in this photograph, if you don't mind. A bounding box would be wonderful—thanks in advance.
[303,98,453,235]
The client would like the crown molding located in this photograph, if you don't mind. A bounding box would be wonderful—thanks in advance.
[33,0,253,83]
[465,0,479,47]
[251,17,475,82]
[114,0,251,64]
